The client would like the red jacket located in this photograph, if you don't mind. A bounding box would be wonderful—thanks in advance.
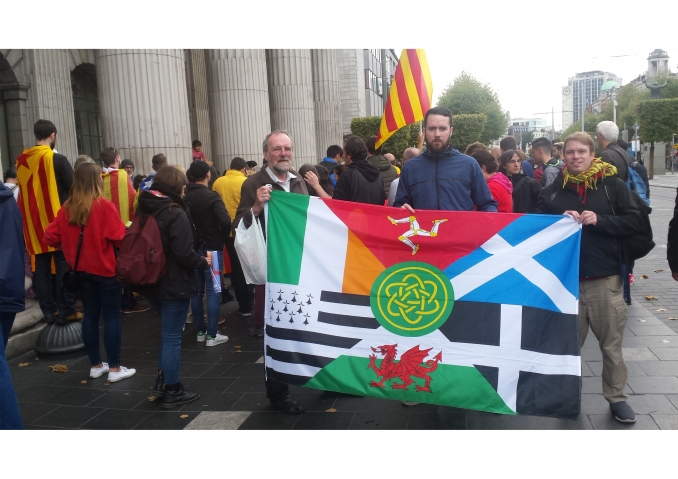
[487,173,513,213]
[44,198,126,277]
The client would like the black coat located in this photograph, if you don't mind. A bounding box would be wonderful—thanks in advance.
[500,169,541,213]
[536,173,644,279]
[183,183,231,251]
[137,187,208,301]
[667,188,678,273]
[333,159,386,205]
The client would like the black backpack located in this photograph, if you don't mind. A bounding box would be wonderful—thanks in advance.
[603,181,655,262]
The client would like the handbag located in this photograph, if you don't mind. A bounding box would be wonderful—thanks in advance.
[234,214,267,285]
[62,225,85,293]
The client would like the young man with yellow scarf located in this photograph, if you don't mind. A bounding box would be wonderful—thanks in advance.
[537,132,644,424]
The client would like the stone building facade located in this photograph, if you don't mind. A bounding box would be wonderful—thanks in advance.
[0,49,395,176]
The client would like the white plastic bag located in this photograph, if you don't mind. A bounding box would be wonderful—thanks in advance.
[234,214,267,285]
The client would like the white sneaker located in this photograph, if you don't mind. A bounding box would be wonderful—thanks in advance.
[197,331,206,342]
[206,332,229,347]
[90,363,109,378]
[107,366,137,383]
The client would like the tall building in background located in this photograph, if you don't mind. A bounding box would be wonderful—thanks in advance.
[561,70,622,131]
[0,49,398,174]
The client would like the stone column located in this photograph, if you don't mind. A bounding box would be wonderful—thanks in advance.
[95,49,192,175]
[185,49,212,161]
[311,50,343,160]
[2,85,30,161]
[338,49,366,136]
[24,50,79,162]
[266,49,316,169]
[206,49,271,169]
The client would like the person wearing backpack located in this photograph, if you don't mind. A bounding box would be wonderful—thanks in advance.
[184,160,231,347]
[618,139,650,202]
[136,165,210,408]
[596,121,628,181]
[536,132,645,424]
[44,163,136,383]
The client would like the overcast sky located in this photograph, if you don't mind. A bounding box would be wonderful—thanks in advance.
[6,0,675,133]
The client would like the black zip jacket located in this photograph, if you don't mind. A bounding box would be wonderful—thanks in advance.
[54,153,74,205]
[500,169,541,213]
[536,173,644,279]
[183,183,231,251]
[333,159,385,205]
[137,185,208,301]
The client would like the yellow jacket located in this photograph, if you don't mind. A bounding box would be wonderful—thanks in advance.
[212,169,247,236]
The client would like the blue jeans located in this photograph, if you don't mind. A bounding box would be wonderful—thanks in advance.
[147,296,189,385]
[191,249,224,338]
[33,251,76,322]
[0,312,23,429]
[77,273,123,367]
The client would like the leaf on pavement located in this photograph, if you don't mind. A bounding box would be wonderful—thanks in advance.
[104,381,111,386]
[235,350,242,353]
[645,295,658,300]
[325,408,337,413]
[80,380,87,384]
[49,364,68,373]
[657,308,668,312]
[641,275,649,279]
[18,363,31,367]
[670,317,678,321]
[180,414,189,419]
[654,269,664,273]
[148,396,157,401]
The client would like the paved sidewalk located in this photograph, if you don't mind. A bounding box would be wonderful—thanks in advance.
[9,179,678,430]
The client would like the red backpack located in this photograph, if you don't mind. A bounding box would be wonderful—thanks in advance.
[116,213,166,286]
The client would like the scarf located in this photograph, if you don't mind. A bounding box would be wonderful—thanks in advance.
[562,158,617,204]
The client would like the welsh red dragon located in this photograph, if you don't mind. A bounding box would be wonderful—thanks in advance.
[367,344,442,392]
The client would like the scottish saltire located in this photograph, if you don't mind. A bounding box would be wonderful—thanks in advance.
[265,191,583,419]
[15,145,62,255]
[375,49,433,149]
[102,169,135,223]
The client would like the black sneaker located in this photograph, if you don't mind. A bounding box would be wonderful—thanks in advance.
[610,401,636,423]
[237,307,252,317]
[161,382,200,409]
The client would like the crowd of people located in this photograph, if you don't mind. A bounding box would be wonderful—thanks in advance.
[0,107,660,428]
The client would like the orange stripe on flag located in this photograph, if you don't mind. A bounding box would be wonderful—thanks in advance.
[342,230,385,296]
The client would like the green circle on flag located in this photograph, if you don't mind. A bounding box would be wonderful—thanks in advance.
[370,262,454,337]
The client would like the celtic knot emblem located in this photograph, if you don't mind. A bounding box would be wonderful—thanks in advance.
[384,273,441,325]
[370,262,454,337]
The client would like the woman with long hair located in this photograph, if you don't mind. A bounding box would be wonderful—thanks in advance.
[136,165,210,408]
[298,164,332,198]
[44,163,135,383]
[497,149,541,213]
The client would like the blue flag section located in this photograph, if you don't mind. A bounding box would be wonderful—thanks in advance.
[265,195,584,419]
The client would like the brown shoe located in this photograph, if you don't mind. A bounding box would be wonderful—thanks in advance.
[122,304,151,314]
[66,312,83,321]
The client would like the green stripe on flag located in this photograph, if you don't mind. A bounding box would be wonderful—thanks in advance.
[305,356,515,415]
[267,190,310,285]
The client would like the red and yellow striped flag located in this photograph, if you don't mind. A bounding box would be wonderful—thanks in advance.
[16,145,63,255]
[375,49,433,149]
[102,169,135,223]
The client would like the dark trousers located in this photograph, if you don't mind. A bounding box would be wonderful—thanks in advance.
[77,273,123,368]
[225,237,252,312]
[0,312,23,429]
[121,286,137,310]
[33,251,76,322]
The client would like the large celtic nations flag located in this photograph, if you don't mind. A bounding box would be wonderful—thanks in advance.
[264,191,582,419]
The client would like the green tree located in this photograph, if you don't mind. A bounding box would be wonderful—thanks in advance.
[636,98,678,177]
[437,72,509,144]
[451,114,487,153]
[349,117,418,160]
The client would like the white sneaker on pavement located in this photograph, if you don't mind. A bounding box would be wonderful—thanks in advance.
[107,366,137,383]
[89,363,109,378]
[206,332,229,347]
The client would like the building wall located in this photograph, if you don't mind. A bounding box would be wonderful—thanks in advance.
[338,49,365,136]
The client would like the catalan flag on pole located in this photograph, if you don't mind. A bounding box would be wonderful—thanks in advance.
[375,49,433,149]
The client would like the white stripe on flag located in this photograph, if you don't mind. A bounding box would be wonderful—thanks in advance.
[298,198,348,293]
[497,305,523,412]
[265,356,323,378]
[267,336,349,360]
[450,217,579,314]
